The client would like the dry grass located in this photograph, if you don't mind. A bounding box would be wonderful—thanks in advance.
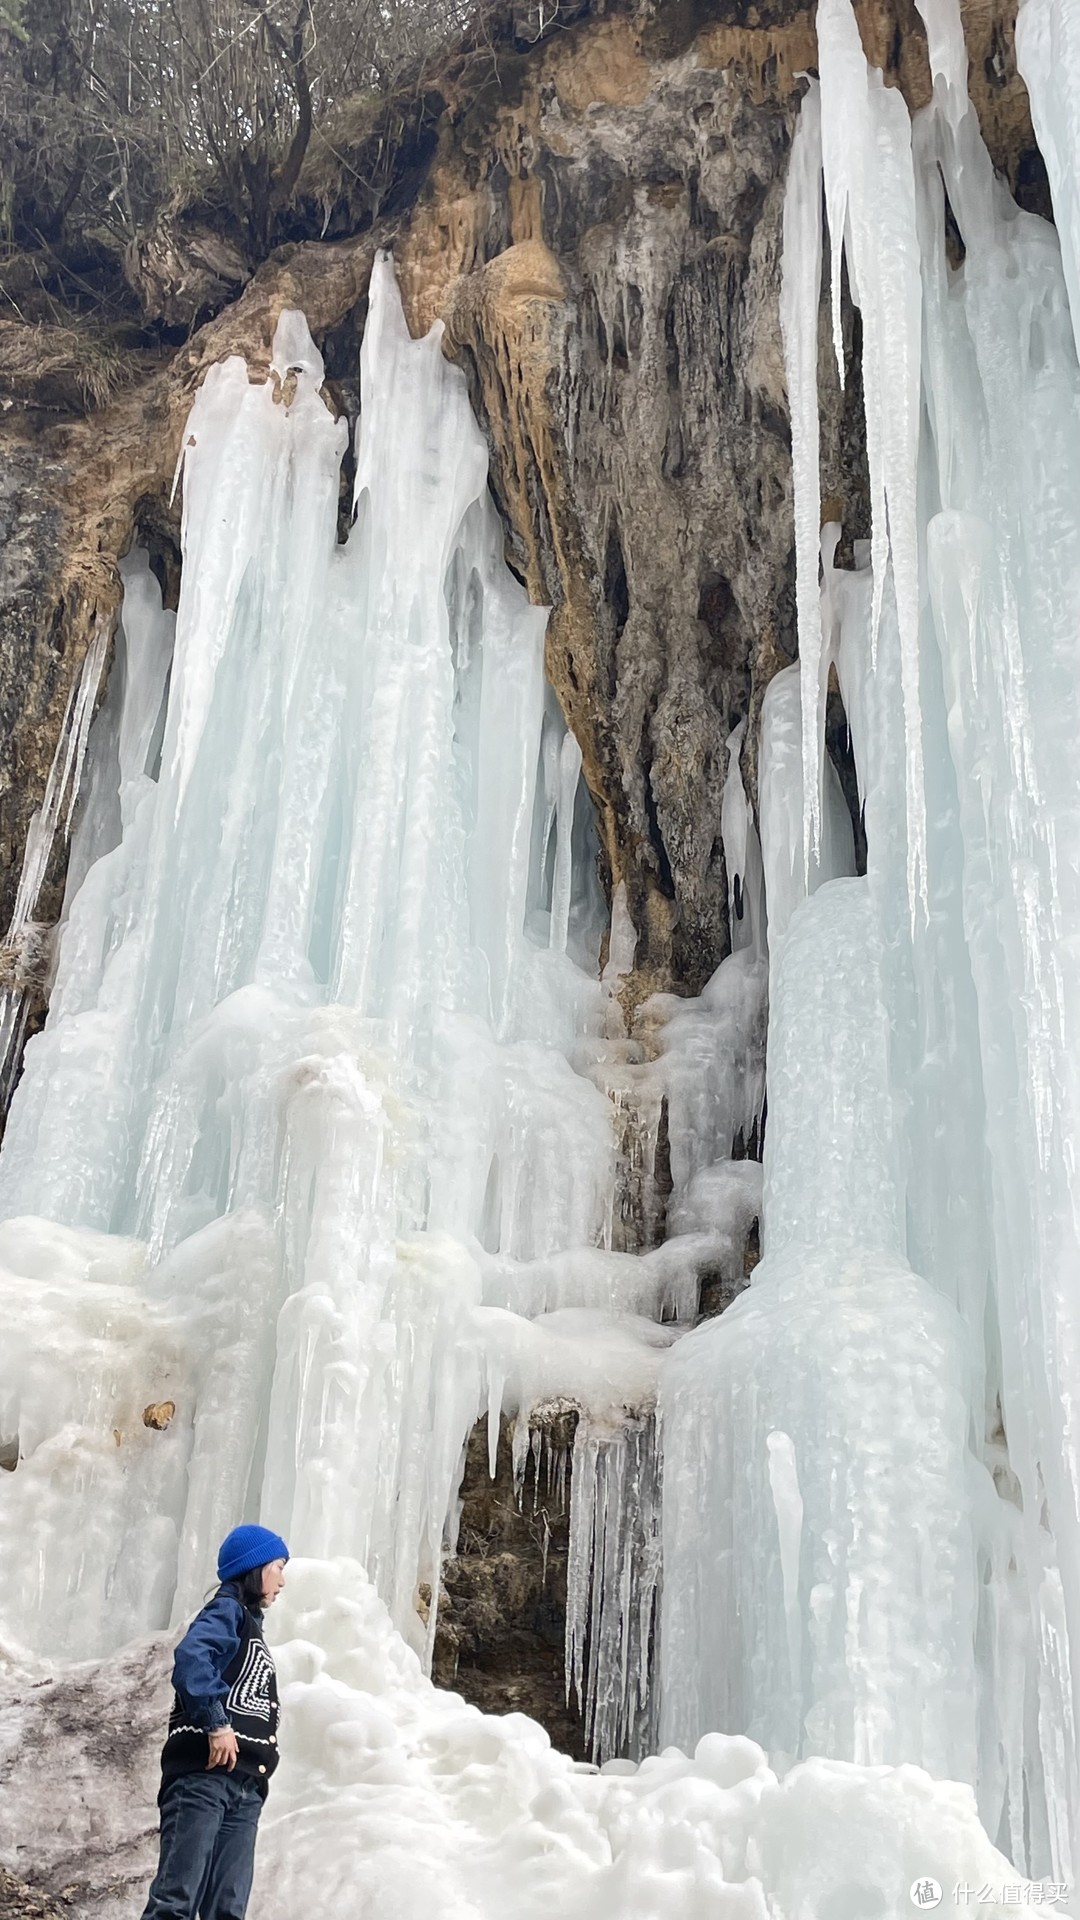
[0,315,129,410]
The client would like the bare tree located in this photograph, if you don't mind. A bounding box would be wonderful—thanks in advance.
[0,0,480,329]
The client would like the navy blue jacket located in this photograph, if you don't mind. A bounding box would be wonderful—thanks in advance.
[162,1582,280,1794]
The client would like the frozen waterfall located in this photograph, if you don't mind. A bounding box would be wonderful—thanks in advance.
[0,255,754,1742]
[0,257,630,1662]
[661,0,1080,1892]
[4,0,1080,1903]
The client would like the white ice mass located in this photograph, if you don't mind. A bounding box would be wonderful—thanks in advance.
[3,0,1080,1907]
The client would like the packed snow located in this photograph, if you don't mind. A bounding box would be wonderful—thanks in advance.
[251,1559,1061,1920]
[1,1561,1052,1919]
[2,0,1080,1903]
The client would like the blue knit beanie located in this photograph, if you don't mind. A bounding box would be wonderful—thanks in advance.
[217,1524,289,1583]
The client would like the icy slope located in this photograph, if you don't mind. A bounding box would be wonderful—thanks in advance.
[261,1563,1079,1919]
[1,1564,1048,1920]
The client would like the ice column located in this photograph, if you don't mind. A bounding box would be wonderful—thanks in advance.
[742,13,1080,1874]
[1016,0,1080,368]
[914,68,1080,1876]
[659,878,980,1781]
[817,0,926,909]
[0,255,615,1662]
[757,659,855,960]
[778,81,829,873]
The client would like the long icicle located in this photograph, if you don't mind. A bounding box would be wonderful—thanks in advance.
[780,83,828,876]
[817,0,928,918]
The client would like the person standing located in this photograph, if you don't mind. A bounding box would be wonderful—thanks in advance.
[140,1525,290,1920]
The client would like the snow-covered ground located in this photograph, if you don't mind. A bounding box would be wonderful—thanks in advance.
[2,1561,1066,1920]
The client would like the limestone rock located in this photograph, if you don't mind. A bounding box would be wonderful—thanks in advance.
[434,1412,587,1759]
[0,1641,169,1916]
[140,1403,176,1432]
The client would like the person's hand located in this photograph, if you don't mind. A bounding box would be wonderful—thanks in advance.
[207,1726,238,1771]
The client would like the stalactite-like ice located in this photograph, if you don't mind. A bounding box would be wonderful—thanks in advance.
[659,880,981,1782]
[566,1415,662,1762]
[654,0,1080,1886]
[779,81,828,871]
[0,255,636,1667]
[817,0,927,909]
[757,660,856,957]
[1017,0,1080,367]
[6,2,1080,1892]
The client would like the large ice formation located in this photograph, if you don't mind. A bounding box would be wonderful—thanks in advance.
[3,0,1080,1902]
[0,1559,1038,1920]
[660,0,1080,1885]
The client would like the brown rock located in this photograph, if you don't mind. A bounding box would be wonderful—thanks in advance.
[435,1412,588,1759]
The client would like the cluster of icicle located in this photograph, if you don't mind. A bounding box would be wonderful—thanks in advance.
[0,255,765,1772]
[661,0,1080,1884]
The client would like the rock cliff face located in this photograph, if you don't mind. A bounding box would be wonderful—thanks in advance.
[0,1638,170,1916]
[0,0,1044,1762]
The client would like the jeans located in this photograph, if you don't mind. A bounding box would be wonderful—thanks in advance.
[140,1771,263,1920]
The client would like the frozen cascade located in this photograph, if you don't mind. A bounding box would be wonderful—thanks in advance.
[4,15,1080,1900]
[0,252,763,1779]
[914,60,1080,1874]
[656,0,1080,1886]
[0,254,647,1668]
[505,718,770,1761]
[659,878,981,1780]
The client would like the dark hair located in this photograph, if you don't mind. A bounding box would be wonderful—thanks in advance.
[232,1566,267,1612]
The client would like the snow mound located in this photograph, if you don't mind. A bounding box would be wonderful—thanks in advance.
[258,1559,1058,1920]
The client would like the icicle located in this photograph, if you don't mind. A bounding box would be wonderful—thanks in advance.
[486,1362,505,1478]
[720,718,766,960]
[0,613,110,1116]
[566,1414,663,1762]
[758,656,856,959]
[816,0,927,918]
[779,81,829,872]
[1016,0,1080,366]
[915,0,970,112]
[549,728,582,956]
[766,1428,804,1699]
